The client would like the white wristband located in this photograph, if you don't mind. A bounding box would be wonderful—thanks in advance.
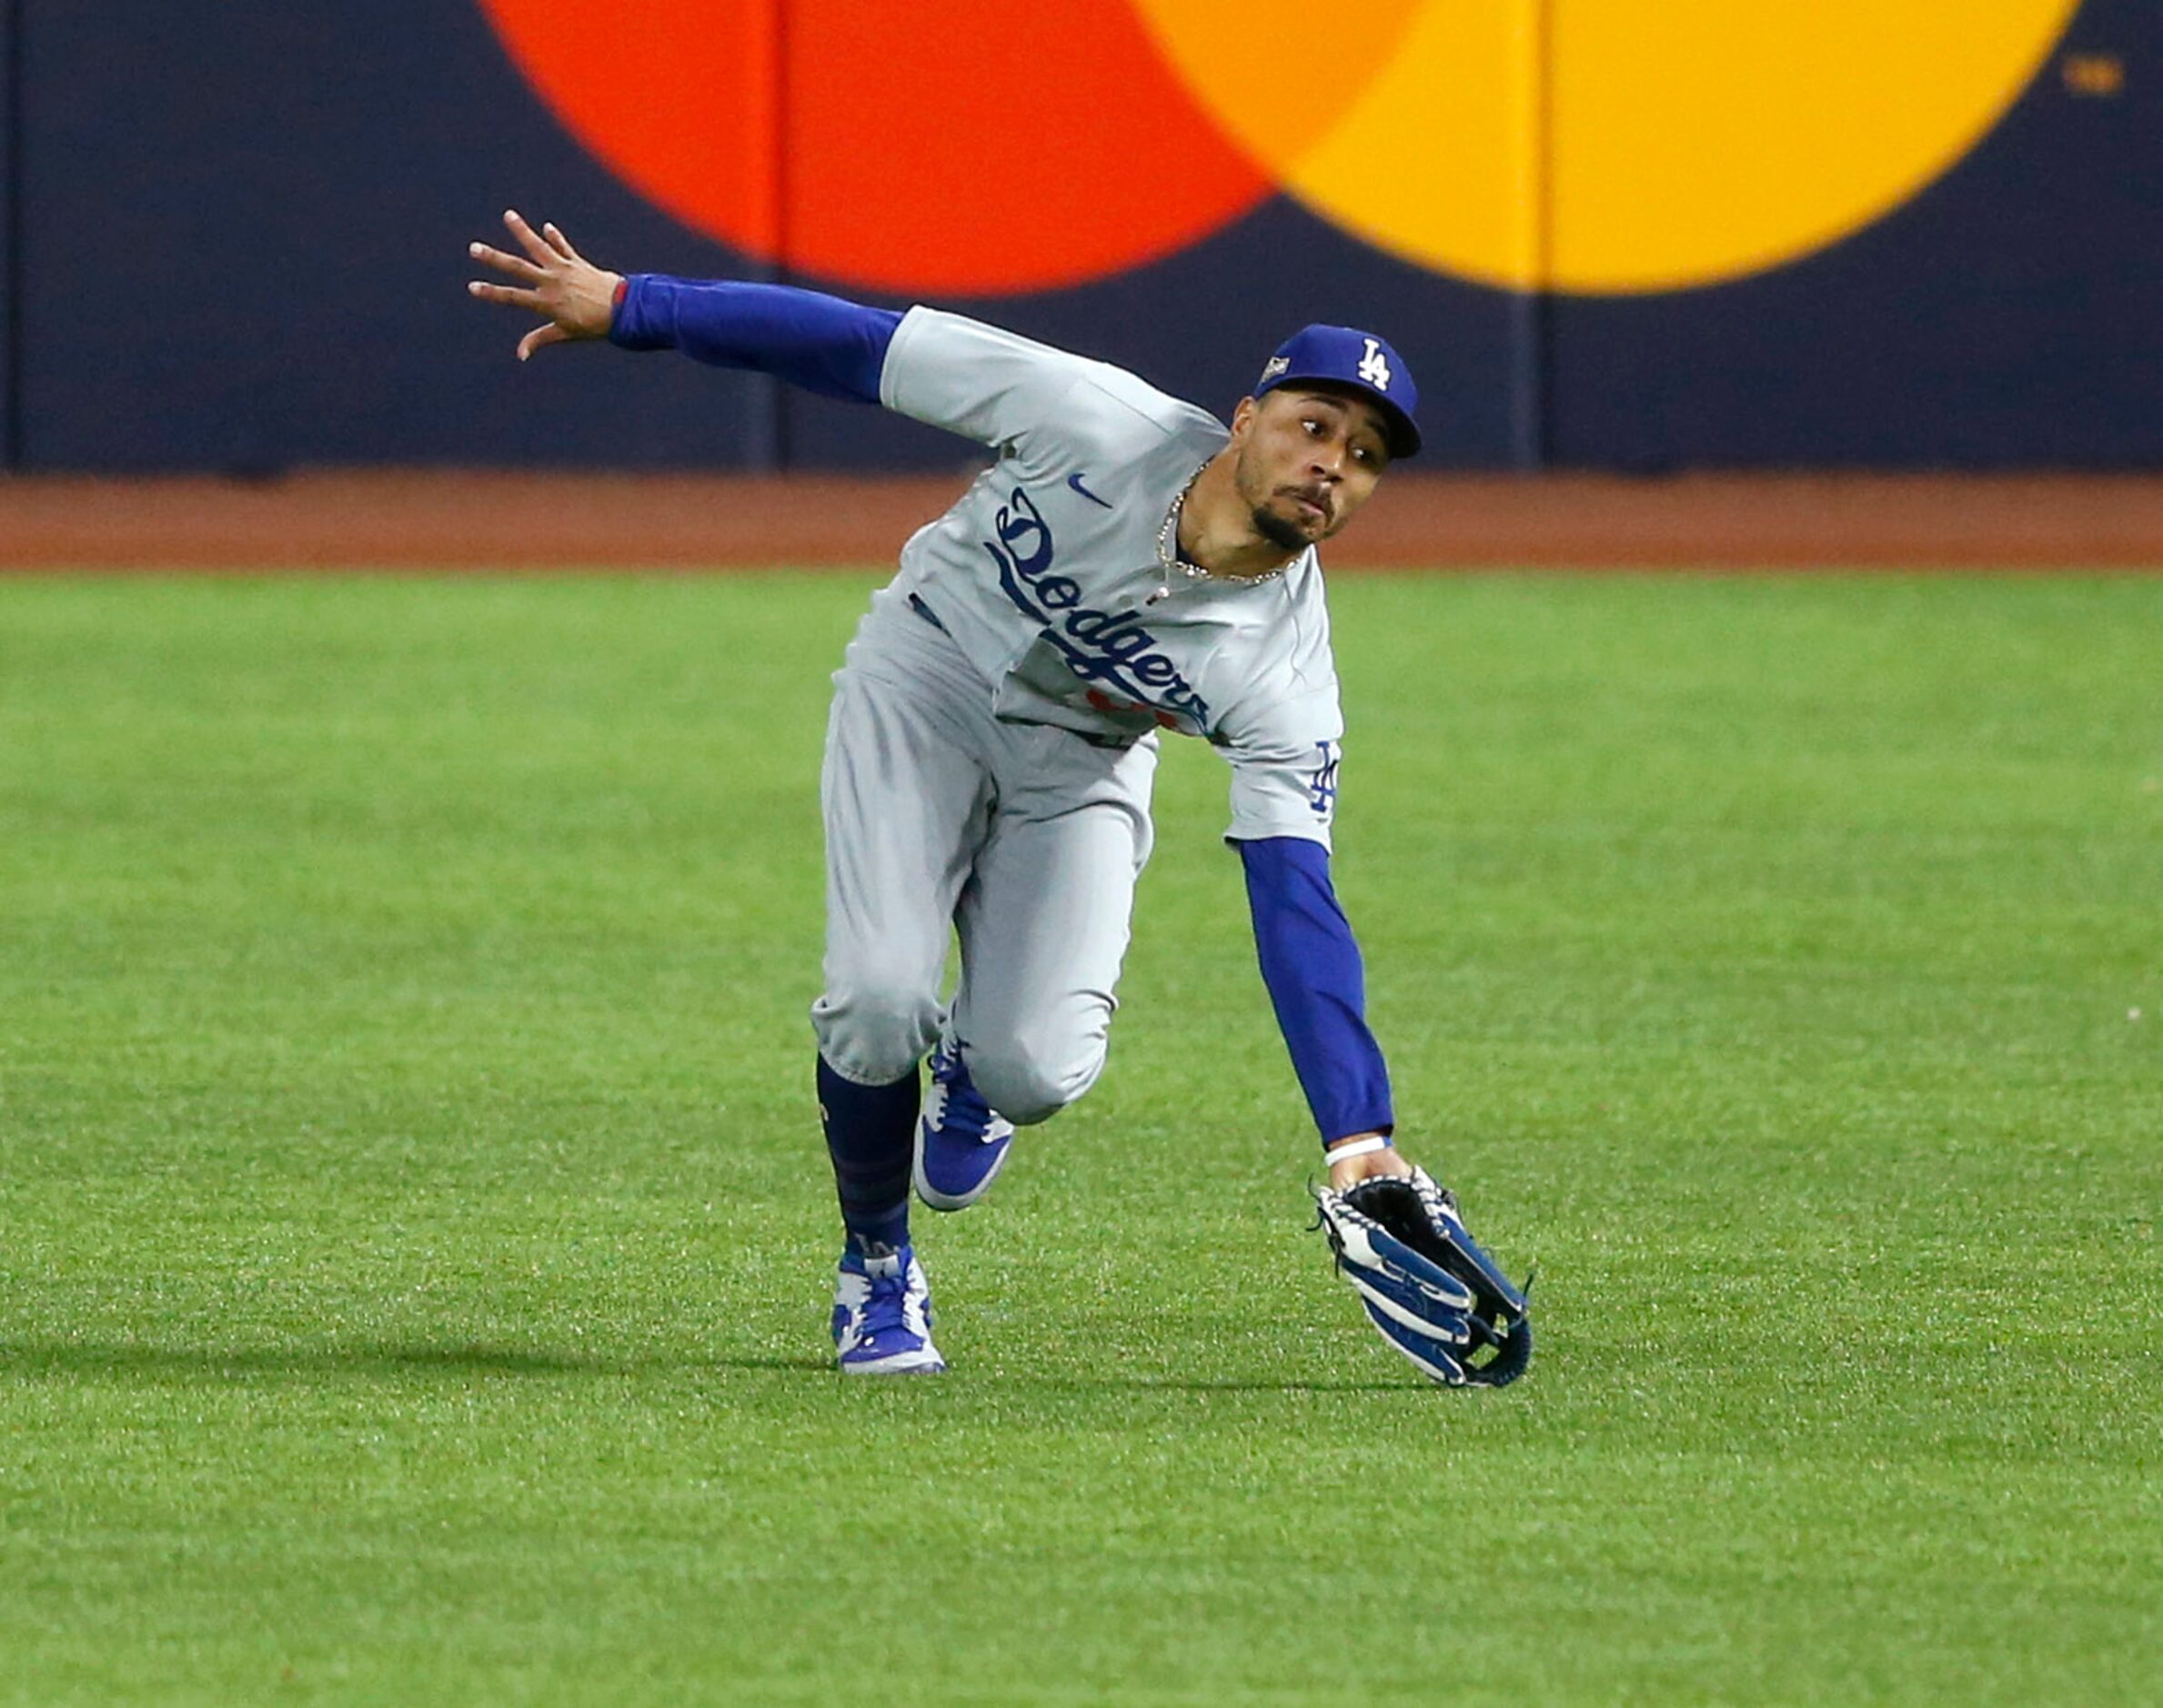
[1324,1135,1392,1164]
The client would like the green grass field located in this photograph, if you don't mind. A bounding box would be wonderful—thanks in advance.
[1,571,2156,1704]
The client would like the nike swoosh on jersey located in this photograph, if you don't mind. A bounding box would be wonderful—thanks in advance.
[1066,472,1113,509]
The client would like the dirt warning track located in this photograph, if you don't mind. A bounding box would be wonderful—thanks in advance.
[3,471,2159,571]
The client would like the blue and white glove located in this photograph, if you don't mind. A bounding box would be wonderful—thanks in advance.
[1313,1167,1534,1387]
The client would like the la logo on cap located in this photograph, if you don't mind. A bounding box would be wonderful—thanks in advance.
[1357,337,1392,391]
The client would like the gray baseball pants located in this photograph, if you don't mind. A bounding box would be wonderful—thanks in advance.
[810,587,1158,1122]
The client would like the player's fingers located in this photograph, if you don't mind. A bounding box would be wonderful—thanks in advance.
[467,279,545,312]
[468,241,545,284]
[501,207,556,266]
[540,221,582,262]
[517,323,569,363]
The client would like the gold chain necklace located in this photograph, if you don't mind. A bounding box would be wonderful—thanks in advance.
[1155,462,1292,588]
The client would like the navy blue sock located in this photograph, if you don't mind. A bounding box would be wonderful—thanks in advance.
[816,1055,918,1253]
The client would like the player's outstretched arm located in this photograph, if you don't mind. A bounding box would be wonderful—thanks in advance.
[467,209,903,401]
[466,225,1104,447]
[467,209,624,363]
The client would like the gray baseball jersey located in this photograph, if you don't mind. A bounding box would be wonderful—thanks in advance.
[877,308,1346,850]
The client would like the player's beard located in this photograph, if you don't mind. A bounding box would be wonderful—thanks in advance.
[1250,499,1313,554]
[1234,446,1327,553]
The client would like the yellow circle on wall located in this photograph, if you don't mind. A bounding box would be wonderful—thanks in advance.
[1134,0,2083,293]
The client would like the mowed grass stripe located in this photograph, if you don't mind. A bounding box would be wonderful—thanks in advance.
[1,573,2156,1705]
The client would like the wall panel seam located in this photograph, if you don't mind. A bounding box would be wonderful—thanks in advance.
[3,0,20,468]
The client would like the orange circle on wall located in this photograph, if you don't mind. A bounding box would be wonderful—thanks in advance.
[477,1,1275,293]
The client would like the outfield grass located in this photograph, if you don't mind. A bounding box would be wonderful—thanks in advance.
[0,571,2155,1705]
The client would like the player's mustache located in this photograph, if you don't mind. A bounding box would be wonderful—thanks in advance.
[1280,483,1333,521]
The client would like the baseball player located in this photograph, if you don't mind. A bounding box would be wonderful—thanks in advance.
[468,211,1531,1385]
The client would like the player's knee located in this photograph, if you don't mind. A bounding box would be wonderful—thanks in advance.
[970,1030,1106,1126]
[811,981,939,1087]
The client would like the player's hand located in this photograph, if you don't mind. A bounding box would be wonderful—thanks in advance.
[1326,1134,1414,1193]
[466,209,624,362]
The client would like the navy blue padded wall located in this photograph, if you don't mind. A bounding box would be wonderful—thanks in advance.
[15,0,778,471]
[14,2,1524,474]
[2,0,16,467]
[12,1,2158,471]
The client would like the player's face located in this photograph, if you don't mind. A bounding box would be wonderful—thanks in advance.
[1230,387,1392,552]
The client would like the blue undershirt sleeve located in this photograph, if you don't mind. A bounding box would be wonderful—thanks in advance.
[608,276,900,404]
[1237,837,1394,1149]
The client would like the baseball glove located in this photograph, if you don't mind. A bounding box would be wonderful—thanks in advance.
[1313,1166,1534,1387]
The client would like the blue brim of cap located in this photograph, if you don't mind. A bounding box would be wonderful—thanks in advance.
[1259,373,1421,458]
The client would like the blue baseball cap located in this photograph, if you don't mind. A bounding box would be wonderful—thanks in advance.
[1253,324,1421,458]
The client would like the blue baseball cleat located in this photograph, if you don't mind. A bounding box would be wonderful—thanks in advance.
[831,1243,945,1375]
[913,1041,1015,1211]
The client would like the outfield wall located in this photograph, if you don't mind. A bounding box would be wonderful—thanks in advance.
[5,2,2158,475]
